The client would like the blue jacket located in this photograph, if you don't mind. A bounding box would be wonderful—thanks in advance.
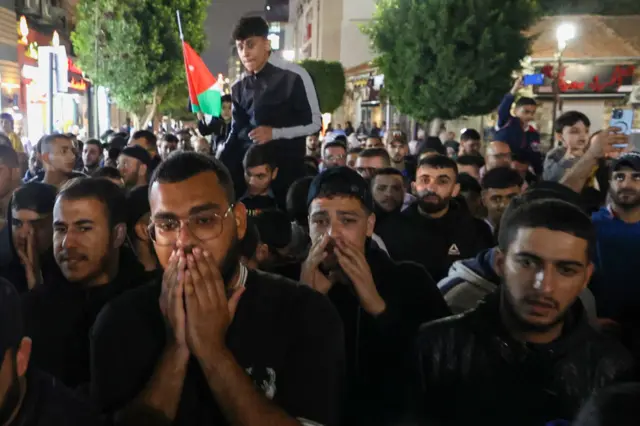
[495,93,542,174]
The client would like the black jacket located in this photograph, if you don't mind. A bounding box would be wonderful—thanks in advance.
[330,247,450,426]
[9,369,104,426]
[21,248,148,390]
[218,55,321,198]
[198,117,231,149]
[413,293,635,426]
[378,200,494,282]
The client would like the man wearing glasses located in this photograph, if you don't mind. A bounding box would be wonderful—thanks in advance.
[321,141,347,170]
[90,152,345,426]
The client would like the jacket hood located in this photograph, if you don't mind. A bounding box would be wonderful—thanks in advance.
[438,248,499,294]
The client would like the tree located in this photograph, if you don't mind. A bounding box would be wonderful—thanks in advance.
[299,60,346,113]
[538,0,640,15]
[72,0,209,128]
[365,0,538,123]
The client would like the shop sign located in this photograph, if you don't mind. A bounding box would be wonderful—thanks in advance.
[533,63,636,96]
[69,77,87,92]
[26,42,39,60]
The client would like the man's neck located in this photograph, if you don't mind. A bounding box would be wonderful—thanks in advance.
[500,297,563,345]
[417,203,450,219]
[252,57,270,75]
[136,244,158,272]
[392,160,406,172]
[84,164,99,174]
[612,204,640,224]
[85,252,120,288]
[43,170,69,188]
[248,189,269,197]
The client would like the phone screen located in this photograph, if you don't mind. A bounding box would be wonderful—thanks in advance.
[610,109,635,136]
[523,74,544,86]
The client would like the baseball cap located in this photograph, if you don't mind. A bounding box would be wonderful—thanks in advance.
[126,185,150,230]
[612,152,640,172]
[307,166,374,211]
[121,145,152,167]
[0,278,24,357]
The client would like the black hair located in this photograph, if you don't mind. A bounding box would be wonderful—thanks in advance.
[303,155,320,167]
[0,112,14,122]
[460,129,481,142]
[11,182,57,214]
[232,16,269,40]
[372,167,403,180]
[417,154,458,176]
[498,198,594,258]
[84,139,102,150]
[93,166,122,180]
[41,134,73,154]
[0,144,18,168]
[554,110,591,134]
[243,143,276,170]
[418,136,446,157]
[131,130,158,149]
[252,209,292,249]
[240,223,260,259]
[573,383,640,426]
[347,147,363,155]
[286,176,313,227]
[515,97,537,108]
[481,167,523,190]
[161,134,179,144]
[101,130,115,142]
[323,141,347,153]
[367,134,382,141]
[109,136,128,151]
[221,94,232,104]
[57,177,127,228]
[359,148,391,166]
[149,152,235,204]
[458,173,482,194]
[456,154,484,168]
[108,147,121,162]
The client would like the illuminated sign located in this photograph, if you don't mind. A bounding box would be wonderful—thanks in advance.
[69,77,87,92]
[26,42,39,60]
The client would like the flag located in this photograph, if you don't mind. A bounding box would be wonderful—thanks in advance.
[182,41,222,117]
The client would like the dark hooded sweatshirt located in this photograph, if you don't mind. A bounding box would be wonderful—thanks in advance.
[330,246,450,426]
[21,248,147,390]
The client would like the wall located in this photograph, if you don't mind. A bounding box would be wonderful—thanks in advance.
[339,0,374,68]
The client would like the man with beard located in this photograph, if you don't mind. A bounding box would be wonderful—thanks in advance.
[21,178,146,389]
[118,145,151,189]
[387,134,416,183]
[0,183,60,294]
[590,152,640,341]
[483,141,512,173]
[371,168,405,218]
[412,199,634,426]
[379,155,493,282]
[306,132,320,158]
[0,278,104,425]
[354,148,391,181]
[458,128,482,157]
[322,141,347,169]
[301,166,449,426]
[90,153,345,426]
[158,134,179,161]
[39,134,83,188]
[481,167,523,237]
[81,139,103,176]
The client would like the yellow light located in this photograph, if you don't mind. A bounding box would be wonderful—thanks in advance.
[18,16,29,45]
[52,30,60,47]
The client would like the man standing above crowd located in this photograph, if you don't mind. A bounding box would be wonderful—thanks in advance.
[413,199,633,426]
[495,77,542,174]
[118,145,151,190]
[21,178,146,389]
[378,155,493,282]
[218,16,321,207]
[197,94,233,148]
[301,167,449,425]
[81,139,102,176]
[90,153,345,426]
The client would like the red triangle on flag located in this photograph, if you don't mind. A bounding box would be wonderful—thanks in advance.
[182,41,217,108]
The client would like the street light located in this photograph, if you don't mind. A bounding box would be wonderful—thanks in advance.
[550,22,576,144]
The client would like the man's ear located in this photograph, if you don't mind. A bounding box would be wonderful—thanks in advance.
[494,248,505,278]
[411,181,417,196]
[112,223,127,248]
[41,152,50,166]
[233,202,247,241]
[16,337,32,377]
[139,164,148,180]
[481,189,488,206]
[271,167,279,181]
[366,212,376,237]
[135,220,150,242]
[451,182,461,198]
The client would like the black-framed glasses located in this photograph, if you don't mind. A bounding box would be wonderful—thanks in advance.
[148,205,234,246]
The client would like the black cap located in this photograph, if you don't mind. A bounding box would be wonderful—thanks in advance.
[0,278,24,357]
[307,166,374,211]
[419,137,446,156]
[251,209,292,249]
[121,145,152,167]
[612,152,640,172]
[126,185,150,229]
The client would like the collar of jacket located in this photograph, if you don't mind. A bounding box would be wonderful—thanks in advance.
[471,291,592,360]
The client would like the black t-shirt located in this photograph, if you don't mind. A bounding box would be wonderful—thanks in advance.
[90,269,346,426]
[239,194,279,217]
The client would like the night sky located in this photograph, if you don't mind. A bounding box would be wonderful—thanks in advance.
[201,0,265,75]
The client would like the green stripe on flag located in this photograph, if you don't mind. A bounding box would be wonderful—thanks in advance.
[196,89,222,117]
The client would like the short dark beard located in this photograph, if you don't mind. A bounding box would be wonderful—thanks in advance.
[416,191,449,215]
[221,234,241,288]
[500,284,566,334]
[610,189,640,211]
[0,354,23,425]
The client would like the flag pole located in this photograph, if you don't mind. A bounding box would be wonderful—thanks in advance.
[176,10,184,41]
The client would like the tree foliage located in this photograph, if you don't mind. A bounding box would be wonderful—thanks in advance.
[365,0,538,121]
[538,0,640,15]
[300,60,346,113]
[72,0,209,126]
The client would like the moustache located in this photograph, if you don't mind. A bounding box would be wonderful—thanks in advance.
[57,250,88,262]
[617,190,638,196]
[419,191,441,200]
[523,295,559,310]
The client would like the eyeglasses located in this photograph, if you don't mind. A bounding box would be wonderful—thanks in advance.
[326,154,346,162]
[148,205,234,246]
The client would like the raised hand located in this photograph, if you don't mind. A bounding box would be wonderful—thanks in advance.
[159,250,188,350]
[300,234,333,294]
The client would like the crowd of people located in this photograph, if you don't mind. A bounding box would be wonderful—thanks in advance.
[0,14,639,426]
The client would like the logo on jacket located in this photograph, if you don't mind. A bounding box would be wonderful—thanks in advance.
[448,244,460,256]
[246,367,277,399]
